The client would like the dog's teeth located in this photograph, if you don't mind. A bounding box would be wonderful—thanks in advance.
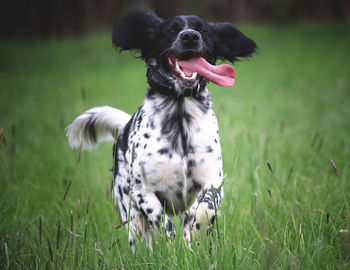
[175,60,181,72]
[189,72,197,80]
[175,59,197,80]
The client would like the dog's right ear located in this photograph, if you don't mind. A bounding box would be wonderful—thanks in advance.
[112,10,162,59]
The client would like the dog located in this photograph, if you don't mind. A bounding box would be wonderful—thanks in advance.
[66,9,256,251]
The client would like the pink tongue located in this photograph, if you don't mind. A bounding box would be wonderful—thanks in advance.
[179,57,235,87]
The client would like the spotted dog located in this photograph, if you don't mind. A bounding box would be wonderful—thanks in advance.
[66,10,256,251]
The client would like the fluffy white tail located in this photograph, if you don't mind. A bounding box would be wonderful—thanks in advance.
[66,106,131,150]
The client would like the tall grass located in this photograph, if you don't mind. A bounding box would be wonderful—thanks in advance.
[1,23,350,269]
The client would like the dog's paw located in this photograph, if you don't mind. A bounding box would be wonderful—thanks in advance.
[192,202,217,237]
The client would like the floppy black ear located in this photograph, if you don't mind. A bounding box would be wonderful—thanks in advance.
[112,10,162,59]
[209,23,257,62]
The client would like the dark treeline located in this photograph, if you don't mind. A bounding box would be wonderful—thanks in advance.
[1,0,349,38]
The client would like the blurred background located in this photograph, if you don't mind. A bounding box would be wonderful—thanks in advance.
[1,0,350,269]
[1,0,350,38]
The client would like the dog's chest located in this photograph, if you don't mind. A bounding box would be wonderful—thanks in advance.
[125,92,222,214]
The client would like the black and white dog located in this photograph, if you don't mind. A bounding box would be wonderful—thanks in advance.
[67,10,256,251]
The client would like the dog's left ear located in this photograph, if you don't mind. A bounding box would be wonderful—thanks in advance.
[112,10,163,59]
[209,22,257,62]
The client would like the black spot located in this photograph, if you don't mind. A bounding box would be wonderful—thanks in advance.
[135,178,141,184]
[183,112,191,122]
[195,93,211,113]
[121,203,127,214]
[210,215,215,225]
[144,133,150,139]
[155,214,162,227]
[166,220,173,233]
[123,186,129,195]
[136,110,143,130]
[136,142,140,148]
[147,152,152,156]
[208,203,214,210]
[144,144,147,149]
[188,145,195,153]
[139,198,145,204]
[177,181,183,188]
[157,147,169,154]
[206,146,213,153]
[118,185,123,200]
[219,171,222,177]
[187,169,193,177]
[189,182,201,193]
[176,191,183,200]
[214,138,217,144]
[182,214,190,226]
[150,120,156,129]
[146,208,153,214]
[196,223,200,230]
[188,159,196,168]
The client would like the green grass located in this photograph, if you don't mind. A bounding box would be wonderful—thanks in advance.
[1,23,350,269]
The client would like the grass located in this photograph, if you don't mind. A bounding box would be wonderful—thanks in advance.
[1,23,350,269]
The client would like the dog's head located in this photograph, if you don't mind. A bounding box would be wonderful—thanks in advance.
[113,10,256,95]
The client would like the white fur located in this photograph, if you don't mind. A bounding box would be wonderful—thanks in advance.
[66,106,131,150]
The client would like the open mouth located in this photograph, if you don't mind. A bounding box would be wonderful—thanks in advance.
[168,51,200,81]
[167,51,236,87]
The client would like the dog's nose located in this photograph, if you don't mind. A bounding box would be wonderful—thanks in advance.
[180,30,200,45]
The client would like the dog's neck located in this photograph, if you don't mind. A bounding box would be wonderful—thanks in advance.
[146,58,208,98]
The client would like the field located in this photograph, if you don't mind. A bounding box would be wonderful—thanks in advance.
[1,23,350,269]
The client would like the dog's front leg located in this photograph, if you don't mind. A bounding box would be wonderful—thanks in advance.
[191,184,224,237]
[134,190,175,238]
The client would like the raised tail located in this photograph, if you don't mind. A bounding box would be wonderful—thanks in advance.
[66,106,131,150]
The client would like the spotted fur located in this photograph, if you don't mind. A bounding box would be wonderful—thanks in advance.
[67,10,256,251]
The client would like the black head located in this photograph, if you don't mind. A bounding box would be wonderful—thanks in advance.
[113,10,256,96]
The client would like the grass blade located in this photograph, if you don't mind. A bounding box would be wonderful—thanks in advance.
[331,159,339,177]
[4,242,9,267]
[63,180,72,201]
[56,218,61,249]
[70,211,74,252]
[47,238,53,262]
[39,216,42,245]
[267,162,273,174]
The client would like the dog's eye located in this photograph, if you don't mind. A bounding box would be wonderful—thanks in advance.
[195,22,208,34]
[169,23,180,33]
[198,27,208,34]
